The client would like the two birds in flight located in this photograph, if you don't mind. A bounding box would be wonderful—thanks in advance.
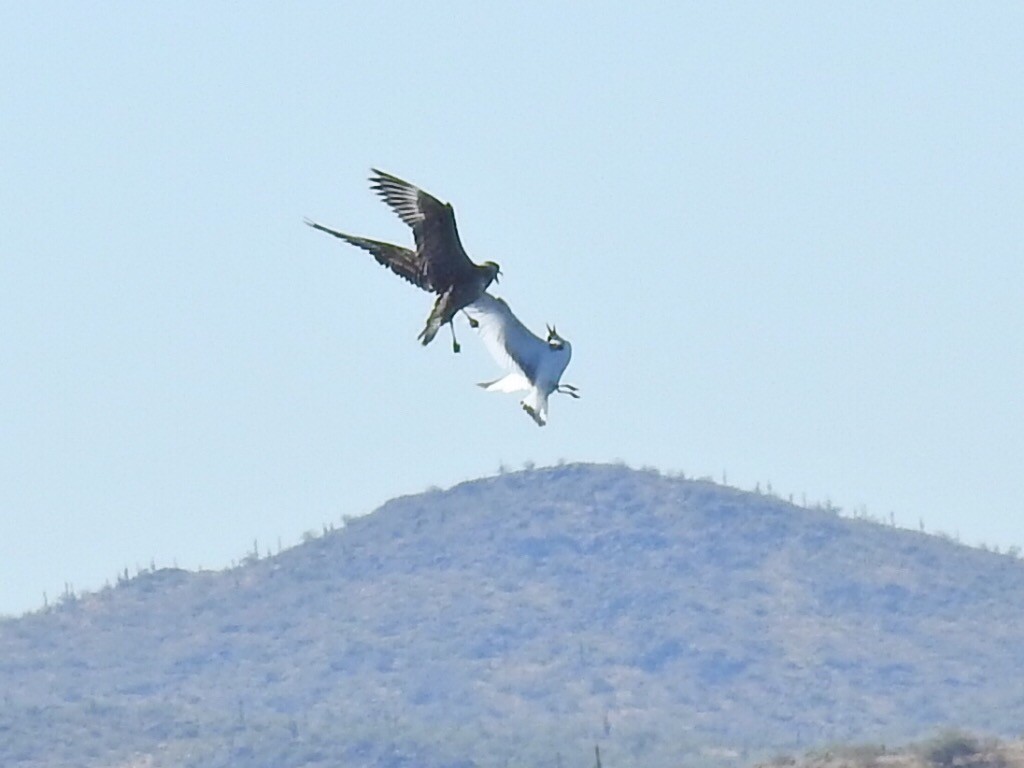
[305,169,579,426]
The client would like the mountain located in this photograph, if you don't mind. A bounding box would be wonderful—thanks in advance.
[3,463,1024,768]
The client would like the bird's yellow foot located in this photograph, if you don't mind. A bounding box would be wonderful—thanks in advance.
[521,403,544,426]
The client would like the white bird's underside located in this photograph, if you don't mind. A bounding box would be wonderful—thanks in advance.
[464,293,573,426]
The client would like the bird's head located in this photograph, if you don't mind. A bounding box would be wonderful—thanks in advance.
[546,324,566,349]
[482,261,501,286]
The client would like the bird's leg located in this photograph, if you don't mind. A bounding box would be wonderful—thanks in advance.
[449,322,461,354]
[558,384,581,399]
[461,310,479,328]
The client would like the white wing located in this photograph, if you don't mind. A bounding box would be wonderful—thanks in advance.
[464,293,547,383]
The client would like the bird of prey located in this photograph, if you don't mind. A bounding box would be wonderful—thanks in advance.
[463,292,579,426]
[304,169,501,353]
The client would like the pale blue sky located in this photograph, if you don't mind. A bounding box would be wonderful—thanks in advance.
[2,3,1022,616]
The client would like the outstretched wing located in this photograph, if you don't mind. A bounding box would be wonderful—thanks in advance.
[368,169,428,228]
[304,218,431,291]
[463,292,546,382]
[369,169,477,290]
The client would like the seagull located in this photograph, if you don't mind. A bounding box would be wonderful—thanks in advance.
[463,292,579,426]
[305,169,501,353]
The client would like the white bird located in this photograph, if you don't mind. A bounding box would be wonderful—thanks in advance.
[464,292,579,426]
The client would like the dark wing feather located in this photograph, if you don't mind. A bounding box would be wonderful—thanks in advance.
[415,202,477,290]
[369,169,428,227]
[304,218,431,291]
[369,169,477,290]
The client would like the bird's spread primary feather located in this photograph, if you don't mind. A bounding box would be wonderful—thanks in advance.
[303,219,427,290]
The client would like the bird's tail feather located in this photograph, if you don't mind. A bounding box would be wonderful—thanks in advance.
[478,373,531,393]
[418,316,441,346]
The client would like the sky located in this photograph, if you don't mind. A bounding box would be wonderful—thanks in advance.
[2,3,1022,617]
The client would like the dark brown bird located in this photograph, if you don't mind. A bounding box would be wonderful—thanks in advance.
[305,169,501,353]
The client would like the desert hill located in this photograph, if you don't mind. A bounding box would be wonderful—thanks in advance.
[2,463,1023,768]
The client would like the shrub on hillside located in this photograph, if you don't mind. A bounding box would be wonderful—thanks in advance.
[919,730,1000,768]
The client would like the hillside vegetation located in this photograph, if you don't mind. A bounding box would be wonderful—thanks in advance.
[761,732,1024,768]
[2,463,1023,768]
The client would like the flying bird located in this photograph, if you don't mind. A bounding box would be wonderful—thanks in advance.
[305,169,501,353]
[464,292,579,426]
